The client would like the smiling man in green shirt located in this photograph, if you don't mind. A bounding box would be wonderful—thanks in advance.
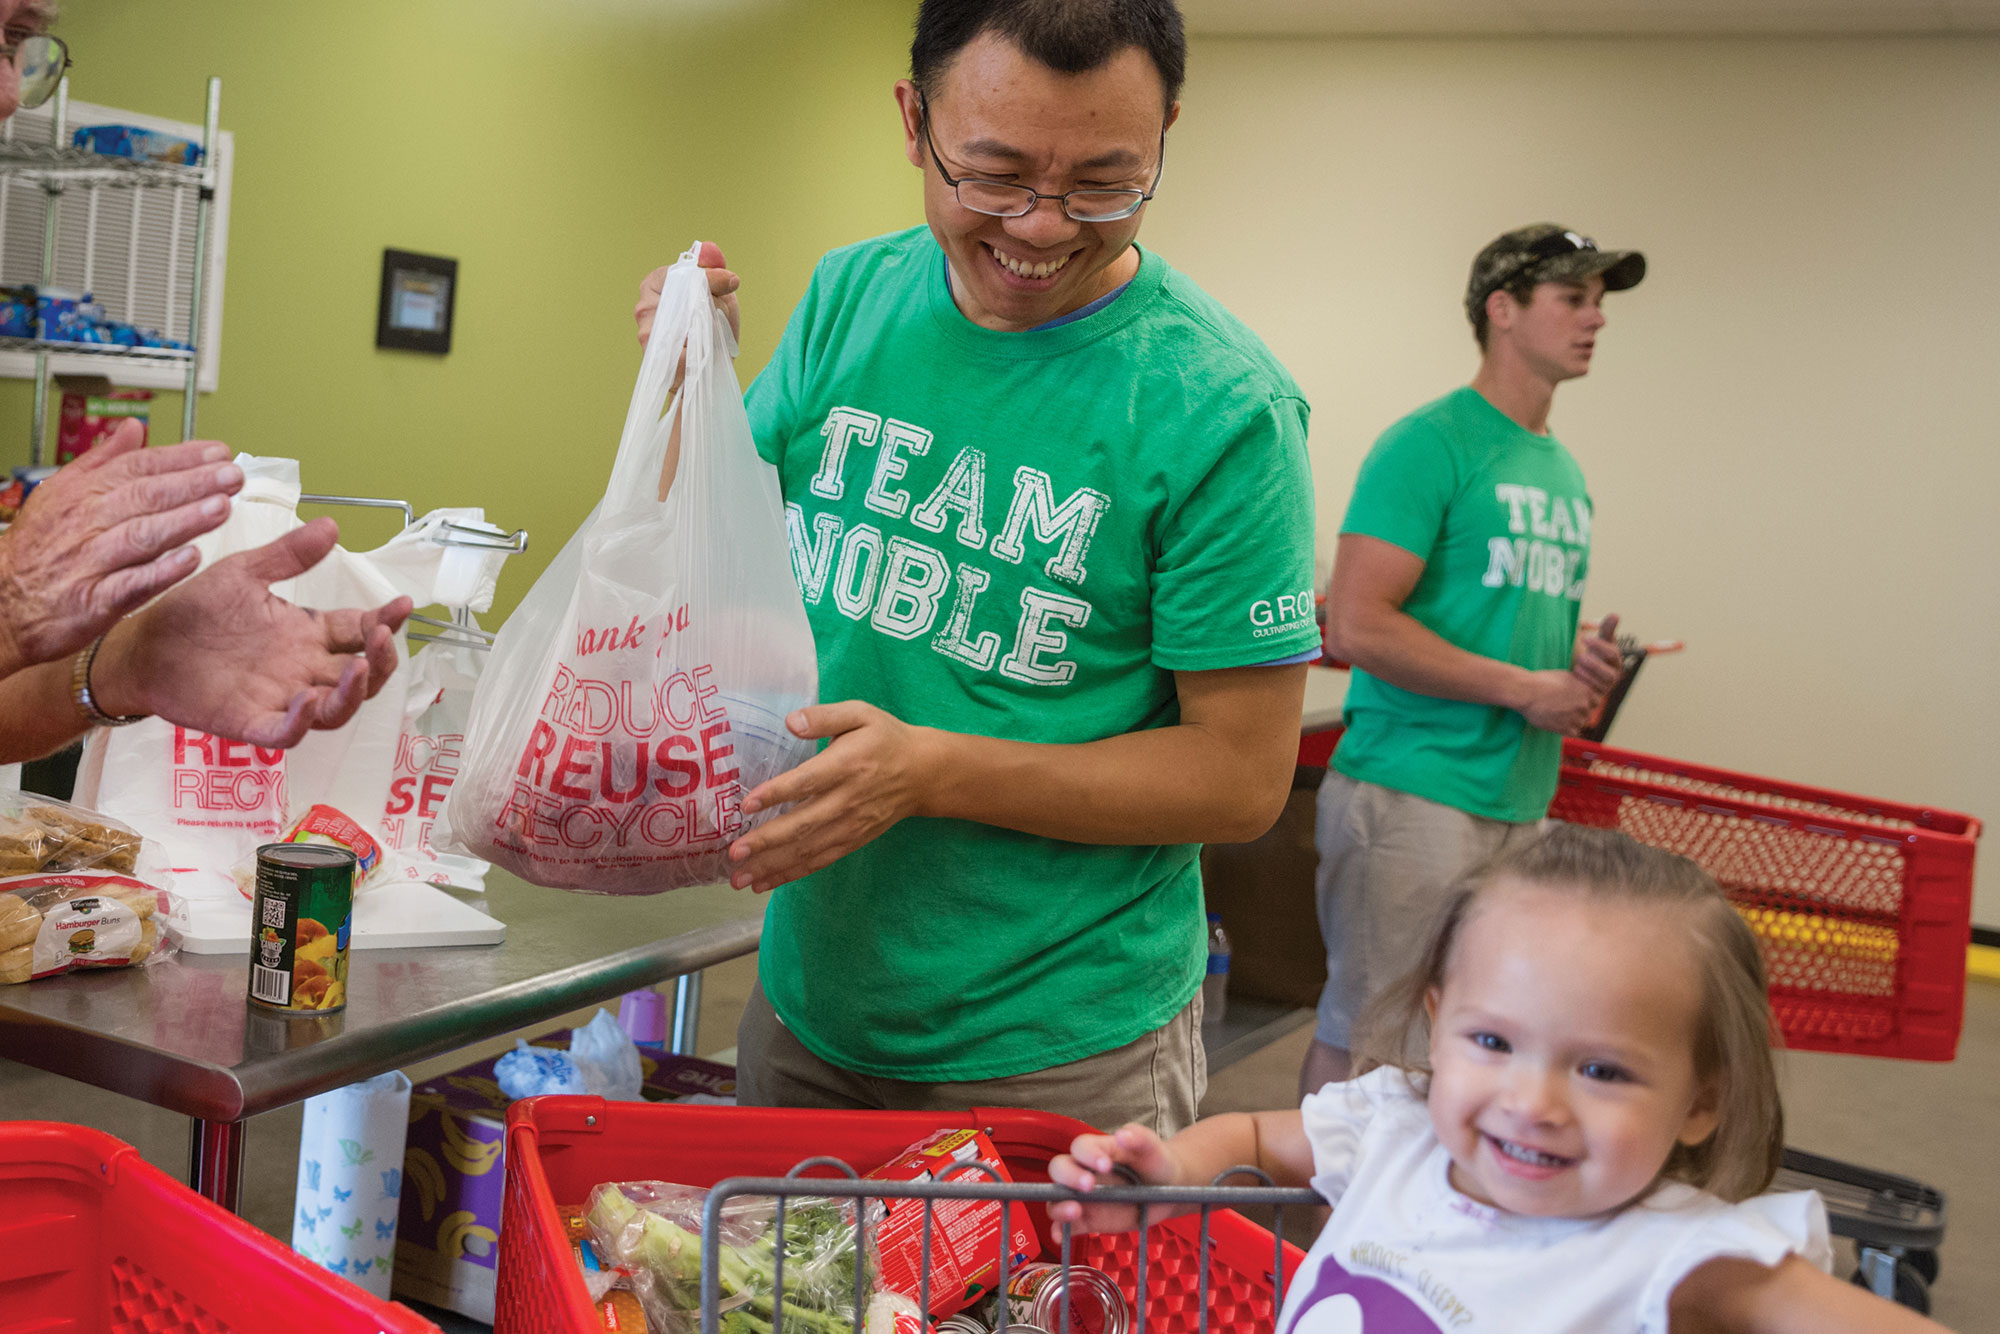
[635,0,1316,1134]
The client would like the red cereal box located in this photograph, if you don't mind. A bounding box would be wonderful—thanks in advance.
[867,1127,1042,1317]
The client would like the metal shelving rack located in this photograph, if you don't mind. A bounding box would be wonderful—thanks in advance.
[0,75,220,465]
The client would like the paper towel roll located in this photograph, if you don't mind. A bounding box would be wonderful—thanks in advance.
[293,1070,412,1300]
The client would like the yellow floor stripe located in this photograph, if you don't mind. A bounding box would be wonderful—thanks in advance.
[1970,944,2000,983]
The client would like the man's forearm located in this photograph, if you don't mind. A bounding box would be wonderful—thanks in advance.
[1332,606,1531,712]
[917,717,1292,847]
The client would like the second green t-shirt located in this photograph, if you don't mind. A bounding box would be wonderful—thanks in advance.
[744,227,1318,1081]
[1335,386,1592,823]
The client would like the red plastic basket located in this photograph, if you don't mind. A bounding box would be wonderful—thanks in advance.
[1553,739,1982,1061]
[496,1097,1307,1334]
[0,1120,440,1334]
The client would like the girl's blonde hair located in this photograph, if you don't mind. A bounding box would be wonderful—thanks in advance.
[1352,822,1783,1203]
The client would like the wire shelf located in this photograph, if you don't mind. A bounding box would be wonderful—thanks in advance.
[0,141,208,188]
[0,334,195,361]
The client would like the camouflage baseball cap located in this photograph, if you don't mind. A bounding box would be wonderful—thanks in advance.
[1464,224,1645,324]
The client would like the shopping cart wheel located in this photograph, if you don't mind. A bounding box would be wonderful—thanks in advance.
[1856,1264,1936,1312]
[1905,1248,1941,1286]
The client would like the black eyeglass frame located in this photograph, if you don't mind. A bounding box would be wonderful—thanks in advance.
[2,34,72,111]
[917,93,1167,224]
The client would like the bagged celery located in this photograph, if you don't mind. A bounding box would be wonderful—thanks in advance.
[587,1181,872,1334]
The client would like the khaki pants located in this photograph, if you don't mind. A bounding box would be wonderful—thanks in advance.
[1314,773,1541,1051]
[736,977,1207,1136]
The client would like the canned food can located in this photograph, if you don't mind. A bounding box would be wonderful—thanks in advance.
[248,842,355,1013]
[1004,1263,1131,1334]
[937,1316,990,1334]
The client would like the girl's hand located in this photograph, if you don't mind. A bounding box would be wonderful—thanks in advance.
[1048,1124,1190,1236]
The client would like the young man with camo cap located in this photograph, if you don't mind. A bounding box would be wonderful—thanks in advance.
[1301,223,1646,1096]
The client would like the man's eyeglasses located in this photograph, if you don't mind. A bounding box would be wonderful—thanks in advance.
[918,94,1165,224]
[3,35,71,111]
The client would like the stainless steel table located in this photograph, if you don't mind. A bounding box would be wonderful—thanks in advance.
[0,870,764,1212]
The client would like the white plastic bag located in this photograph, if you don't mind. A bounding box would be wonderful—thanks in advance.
[383,635,490,892]
[437,243,817,894]
[566,1007,645,1101]
[73,458,314,902]
[74,463,496,907]
[367,507,511,614]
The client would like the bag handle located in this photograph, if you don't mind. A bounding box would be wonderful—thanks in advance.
[605,241,723,510]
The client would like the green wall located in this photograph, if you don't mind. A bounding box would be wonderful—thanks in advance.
[3,0,923,618]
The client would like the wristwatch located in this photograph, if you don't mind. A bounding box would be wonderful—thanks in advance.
[70,632,148,727]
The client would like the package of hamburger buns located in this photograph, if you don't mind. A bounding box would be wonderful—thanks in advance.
[0,790,182,984]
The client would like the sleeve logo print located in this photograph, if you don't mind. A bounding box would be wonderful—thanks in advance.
[1250,586,1317,638]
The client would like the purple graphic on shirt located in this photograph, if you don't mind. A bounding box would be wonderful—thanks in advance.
[1280,1254,1442,1334]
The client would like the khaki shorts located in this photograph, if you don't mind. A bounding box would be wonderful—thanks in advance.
[1314,773,1542,1051]
[736,976,1207,1136]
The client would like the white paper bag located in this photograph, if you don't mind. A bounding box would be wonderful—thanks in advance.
[292,1070,413,1301]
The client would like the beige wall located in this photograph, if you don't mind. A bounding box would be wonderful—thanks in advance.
[1147,36,2000,918]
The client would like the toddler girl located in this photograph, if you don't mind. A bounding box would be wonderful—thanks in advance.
[1051,824,1947,1332]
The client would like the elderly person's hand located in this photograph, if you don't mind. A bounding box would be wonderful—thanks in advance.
[89,518,413,747]
[0,420,243,677]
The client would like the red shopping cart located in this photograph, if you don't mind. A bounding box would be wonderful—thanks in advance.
[1551,740,1979,1313]
[495,1098,1314,1334]
[0,1120,441,1333]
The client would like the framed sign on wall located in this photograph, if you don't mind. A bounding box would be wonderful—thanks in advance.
[376,249,457,354]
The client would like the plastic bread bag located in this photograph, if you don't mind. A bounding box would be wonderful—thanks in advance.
[436,242,817,894]
[585,1180,872,1333]
[0,788,146,876]
[0,789,183,983]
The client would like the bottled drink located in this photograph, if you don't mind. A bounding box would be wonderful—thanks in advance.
[1203,912,1230,1028]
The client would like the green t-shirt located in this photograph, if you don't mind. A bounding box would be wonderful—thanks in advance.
[744,226,1318,1081]
[1335,386,1591,823]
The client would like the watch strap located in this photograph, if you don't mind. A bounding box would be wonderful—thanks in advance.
[70,633,148,727]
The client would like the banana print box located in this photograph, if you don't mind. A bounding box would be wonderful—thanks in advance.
[393,1041,737,1322]
[248,842,354,1012]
